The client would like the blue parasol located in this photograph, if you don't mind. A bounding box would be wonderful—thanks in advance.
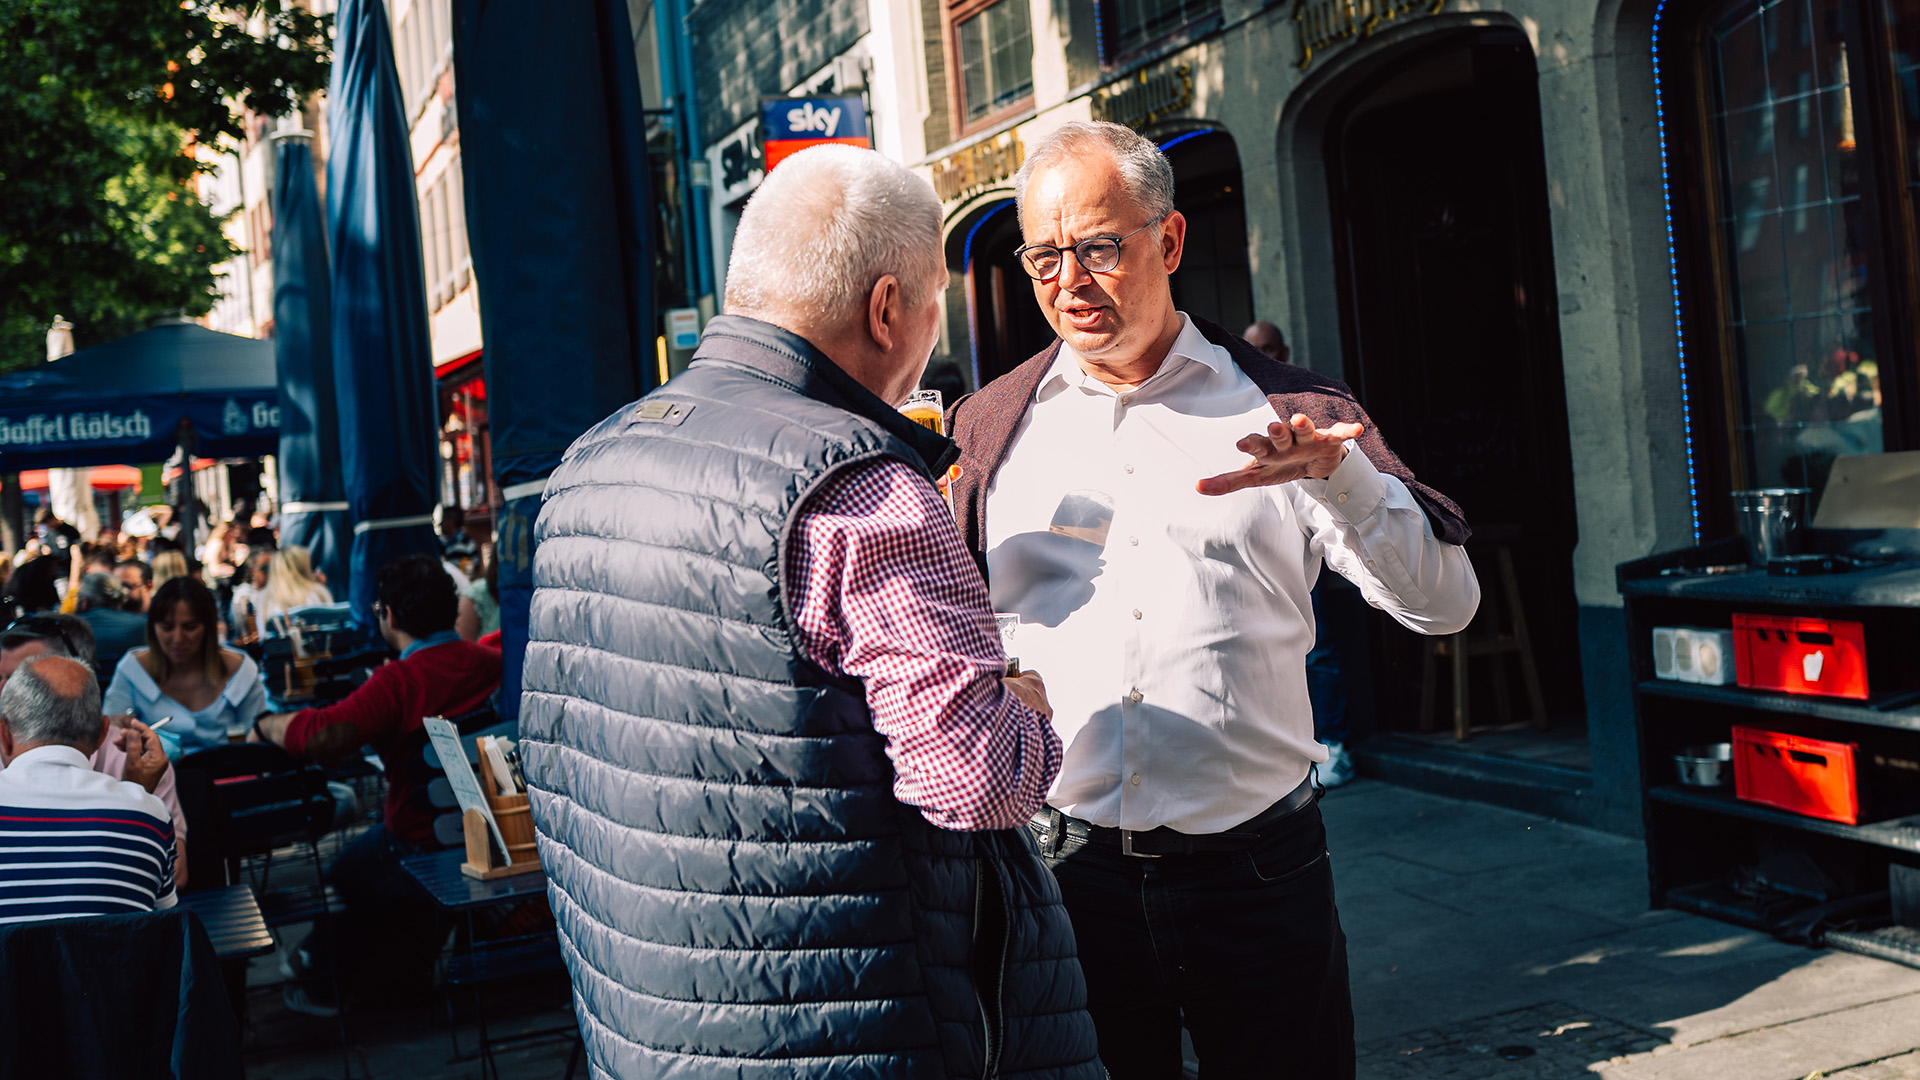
[270,133,351,593]
[327,0,443,628]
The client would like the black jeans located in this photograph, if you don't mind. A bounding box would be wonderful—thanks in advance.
[1036,801,1355,1080]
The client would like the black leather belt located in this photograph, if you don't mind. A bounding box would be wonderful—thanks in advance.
[1029,775,1318,858]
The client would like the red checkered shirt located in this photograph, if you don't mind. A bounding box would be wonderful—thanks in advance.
[786,457,1061,831]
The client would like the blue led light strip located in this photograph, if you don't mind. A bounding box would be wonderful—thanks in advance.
[1652,0,1705,542]
[1157,130,1212,152]
[962,200,1015,390]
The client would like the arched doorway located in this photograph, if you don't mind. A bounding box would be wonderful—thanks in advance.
[1324,27,1588,751]
[947,198,1056,389]
[1160,128,1256,332]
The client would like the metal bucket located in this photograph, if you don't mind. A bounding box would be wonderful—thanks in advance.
[1732,488,1811,567]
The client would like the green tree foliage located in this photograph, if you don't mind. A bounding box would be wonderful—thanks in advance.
[0,0,330,371]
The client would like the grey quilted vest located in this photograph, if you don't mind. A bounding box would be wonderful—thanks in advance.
[521,315,1103,1080]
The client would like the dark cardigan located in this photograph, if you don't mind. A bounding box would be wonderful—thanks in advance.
[945,315,1472,566]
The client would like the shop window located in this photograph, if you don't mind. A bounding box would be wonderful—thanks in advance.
[1102,0,1220,63]
[1675,0,1920,512]
[952,0,1034,128]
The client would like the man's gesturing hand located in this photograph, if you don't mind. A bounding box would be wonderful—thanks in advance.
[1196,413,1364,496]
[117,719,169,794]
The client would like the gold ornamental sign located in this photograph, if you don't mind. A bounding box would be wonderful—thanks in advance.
[1293,0,1447,69]
[1090,64,1193,131]
[933,131,1025,204]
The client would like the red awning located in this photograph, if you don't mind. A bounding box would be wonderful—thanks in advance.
[14,465,144,492]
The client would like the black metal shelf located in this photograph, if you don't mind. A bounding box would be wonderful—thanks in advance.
[1619,562,1920,607]
[1636,680,1920,733]
[1648,784,1920,855]
[1825,925,1920,971]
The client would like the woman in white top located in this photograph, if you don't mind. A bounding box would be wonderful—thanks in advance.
[103,575,265,758]
[254,545,333,639]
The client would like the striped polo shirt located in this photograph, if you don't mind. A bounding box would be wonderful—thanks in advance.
[0,744,178,925]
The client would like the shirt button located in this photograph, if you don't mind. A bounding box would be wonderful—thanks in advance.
[1129,536,1139,546]
[1123,464,1135,474]
[1132,609,1143,619]
[1119,395,1133,406]
[1130,773,1142,786]
[1128,688,1143,704]
[1366,560,1376,569]
[1336,492,1348,503]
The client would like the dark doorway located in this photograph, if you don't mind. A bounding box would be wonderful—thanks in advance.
[1163,129,1255,332]
[1326,28,1588,760]
[956,200,1057,388]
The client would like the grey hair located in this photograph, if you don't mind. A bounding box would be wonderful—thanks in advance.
[0,654,103,747]
[724,144,944,329]
[77,572,127,612]
[1013,121,1176,233]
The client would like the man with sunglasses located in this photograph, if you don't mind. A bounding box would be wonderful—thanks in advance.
[945,121,1482,1078]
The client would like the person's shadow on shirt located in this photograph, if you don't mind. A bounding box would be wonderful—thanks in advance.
[991,489,1116,628]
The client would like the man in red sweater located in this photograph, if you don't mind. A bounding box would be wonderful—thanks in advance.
[254,554,500,1008]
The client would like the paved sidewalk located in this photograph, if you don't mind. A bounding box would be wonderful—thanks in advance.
[1327,780,1920,1079]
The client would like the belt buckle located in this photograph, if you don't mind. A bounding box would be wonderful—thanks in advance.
[1119,830,1161,859]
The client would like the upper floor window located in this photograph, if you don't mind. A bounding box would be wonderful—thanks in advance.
[955,0,1034,125]
[1104,0,1219,62]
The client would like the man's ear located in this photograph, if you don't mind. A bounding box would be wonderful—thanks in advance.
[0,718,16,764]
[867,274,902,351]
[1160,211,1188,274]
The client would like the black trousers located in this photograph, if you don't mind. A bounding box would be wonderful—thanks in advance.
[1035,801,1356,1079]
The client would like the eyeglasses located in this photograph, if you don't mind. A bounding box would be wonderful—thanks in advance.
[0,616,81,662]
[1014,216,1166,281]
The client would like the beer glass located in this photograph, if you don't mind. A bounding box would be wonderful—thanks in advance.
[900,388,944,435]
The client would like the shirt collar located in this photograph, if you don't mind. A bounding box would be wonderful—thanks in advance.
[400,630,462,661]
[6,745,93,771]
[1038,312,1223,400]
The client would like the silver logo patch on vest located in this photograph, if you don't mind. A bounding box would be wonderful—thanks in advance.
[632,401,693,425]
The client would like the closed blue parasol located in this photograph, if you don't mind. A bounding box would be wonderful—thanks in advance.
[452,0,658,717]
[327,0,442,628]
[270,133,350,594]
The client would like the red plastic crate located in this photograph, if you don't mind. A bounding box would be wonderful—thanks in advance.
[1731,614,1868,699]
[1732,725,1861,824]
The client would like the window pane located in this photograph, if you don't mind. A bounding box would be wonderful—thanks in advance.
[1707,0,1881,494]
[1108,0,1220,58]
[958,0,1032,123]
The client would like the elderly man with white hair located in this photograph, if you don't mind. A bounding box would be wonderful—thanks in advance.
[521,145,1103,1079]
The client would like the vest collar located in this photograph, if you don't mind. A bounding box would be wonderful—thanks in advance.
[692,315,959,479]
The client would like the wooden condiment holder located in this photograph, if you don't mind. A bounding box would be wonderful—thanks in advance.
[459,751,542,880]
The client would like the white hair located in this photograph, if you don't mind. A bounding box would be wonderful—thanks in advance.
[1013,121,1176,232]
[724,145,944,329]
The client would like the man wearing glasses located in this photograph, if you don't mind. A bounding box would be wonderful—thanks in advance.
[946,121,1482,1078]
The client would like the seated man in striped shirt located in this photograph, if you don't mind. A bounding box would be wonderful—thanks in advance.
[0,655,178,924]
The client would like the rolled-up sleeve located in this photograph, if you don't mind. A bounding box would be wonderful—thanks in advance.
[785,458,1061,831]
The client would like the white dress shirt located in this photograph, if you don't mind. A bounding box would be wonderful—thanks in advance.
[985,315,1480,834]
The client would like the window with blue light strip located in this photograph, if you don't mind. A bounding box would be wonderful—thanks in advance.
[1659,0,1920,529]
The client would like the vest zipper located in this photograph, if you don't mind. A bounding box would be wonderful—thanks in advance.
[973,852,1010,1078]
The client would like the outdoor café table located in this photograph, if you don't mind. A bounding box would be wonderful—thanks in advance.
[400,847,579,1078]
[178,883,274,961]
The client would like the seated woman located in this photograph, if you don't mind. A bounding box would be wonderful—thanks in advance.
[103,577,266,758]
[255,545,333,639]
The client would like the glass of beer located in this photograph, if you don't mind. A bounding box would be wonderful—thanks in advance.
[901,388,944,435]
[996,613,1021,676]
